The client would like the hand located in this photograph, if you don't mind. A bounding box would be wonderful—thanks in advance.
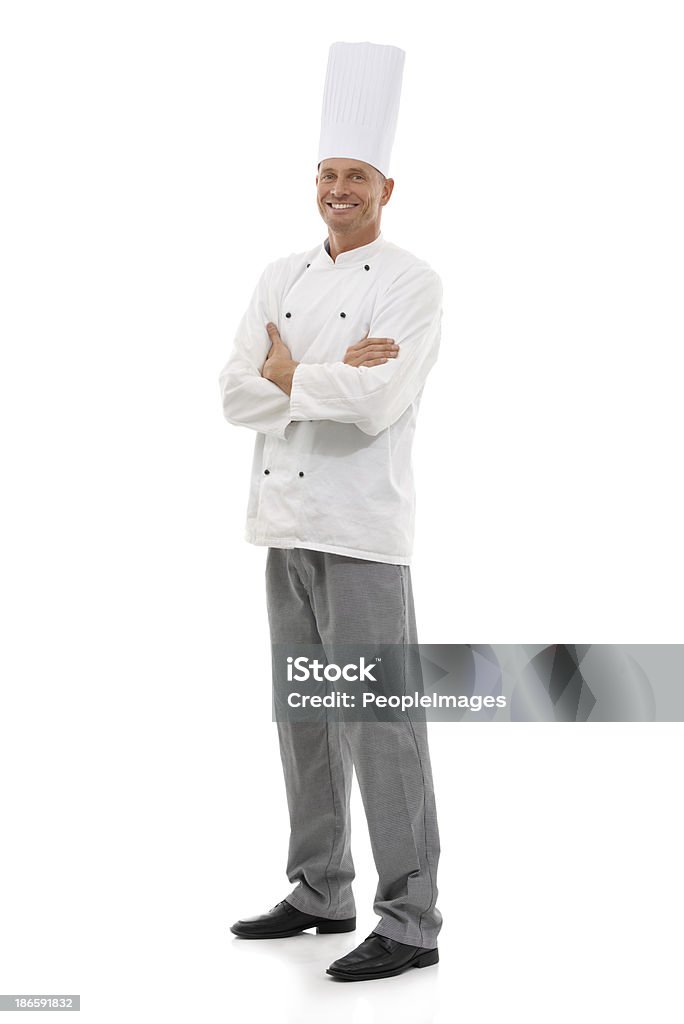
[262,323,299,396]
[343,336,400,368]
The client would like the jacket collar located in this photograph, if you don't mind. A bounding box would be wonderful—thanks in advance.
[314,232,386,269]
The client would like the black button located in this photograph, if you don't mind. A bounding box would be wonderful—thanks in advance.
[340,311,346,318]
[285,312,291,318]
[306,263,310,268]
[264,469,270,475]
[298,471,304,477]
[364,264,370,271]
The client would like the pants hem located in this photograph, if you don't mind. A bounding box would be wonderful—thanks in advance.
[372,920,440,950]
[285,891,356,920]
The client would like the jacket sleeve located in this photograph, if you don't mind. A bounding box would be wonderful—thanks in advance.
[218,261,292,439]
[288,263,442,436]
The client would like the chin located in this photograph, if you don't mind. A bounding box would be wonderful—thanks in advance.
[332,219,360,233]
[331,212,365,231]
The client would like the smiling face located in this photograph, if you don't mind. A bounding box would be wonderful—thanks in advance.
[316,158,394,246]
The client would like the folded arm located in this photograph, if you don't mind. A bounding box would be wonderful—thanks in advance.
[219,259,442,439]
[288,263,442,436]
[218,262,293,439]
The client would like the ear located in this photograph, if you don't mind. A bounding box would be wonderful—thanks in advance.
[380,178,395,206]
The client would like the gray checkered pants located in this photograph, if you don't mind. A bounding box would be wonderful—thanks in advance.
[265,547,442,949]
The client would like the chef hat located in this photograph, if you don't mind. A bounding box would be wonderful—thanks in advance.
[317,41,406,178]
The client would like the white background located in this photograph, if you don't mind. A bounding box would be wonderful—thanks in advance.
[1,1,682,1021]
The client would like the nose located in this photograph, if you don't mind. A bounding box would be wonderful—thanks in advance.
[331,182,350,197]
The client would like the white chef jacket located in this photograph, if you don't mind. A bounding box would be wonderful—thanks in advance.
[218,233,442,565]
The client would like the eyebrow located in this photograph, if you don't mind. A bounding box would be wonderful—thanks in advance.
[319,167,368,175]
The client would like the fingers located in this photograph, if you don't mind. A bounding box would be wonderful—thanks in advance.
[356,356,394,367]
[344,339,400,366]
[347,336,398,353]
[344,342,400,366]
[345,352,399,367]
[360,341,399,356]
[345,335,370,351]
[266,322,283,344]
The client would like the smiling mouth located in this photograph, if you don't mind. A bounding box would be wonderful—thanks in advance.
[326,202,359,210]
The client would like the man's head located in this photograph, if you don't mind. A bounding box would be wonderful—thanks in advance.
[316,158,394,239]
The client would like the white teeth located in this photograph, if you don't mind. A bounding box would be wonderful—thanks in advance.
[330,203,356,209]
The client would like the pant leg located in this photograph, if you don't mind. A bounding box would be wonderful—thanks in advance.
[265,547,355,919]
[299,549,442,949]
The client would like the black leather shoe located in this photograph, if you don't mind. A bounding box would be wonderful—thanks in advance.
[326,932,439,981]
[230,899,356,939]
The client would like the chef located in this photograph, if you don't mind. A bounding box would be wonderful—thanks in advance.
[220,41,443,981]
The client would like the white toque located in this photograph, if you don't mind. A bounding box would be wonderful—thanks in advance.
[317,41,406,178]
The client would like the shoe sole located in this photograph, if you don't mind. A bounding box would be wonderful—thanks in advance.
[230,918,356,939]
[326,947,439,981]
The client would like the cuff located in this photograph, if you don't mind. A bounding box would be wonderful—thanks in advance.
[289,363,312,421]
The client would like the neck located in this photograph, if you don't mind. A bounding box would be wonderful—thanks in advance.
[327,225,381,262]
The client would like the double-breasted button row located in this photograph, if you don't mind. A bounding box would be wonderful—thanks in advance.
[263,469,305,477]
[283,310,352,319]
